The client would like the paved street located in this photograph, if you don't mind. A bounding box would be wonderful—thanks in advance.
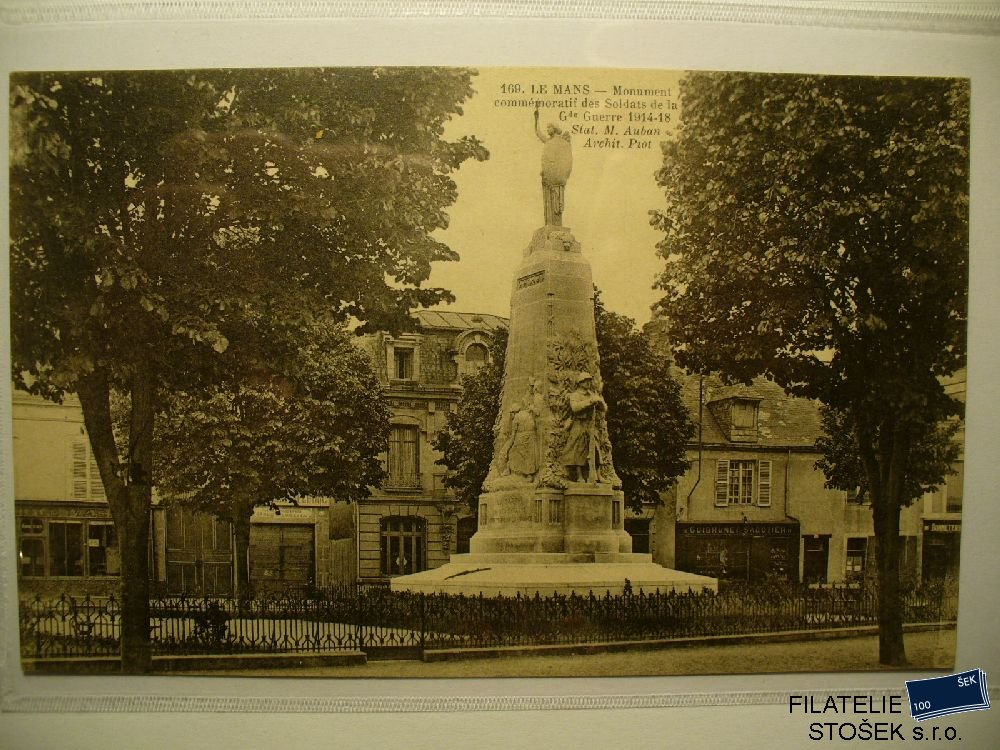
[190,628,955,678]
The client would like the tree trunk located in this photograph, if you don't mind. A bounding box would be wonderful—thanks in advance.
[872,484,906,666]
[77,368,155,673]
[853,407,908,667]
[232,504,252,601]
[117,486,152,673]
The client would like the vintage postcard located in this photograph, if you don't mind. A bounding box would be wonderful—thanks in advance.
[8,64,969,682]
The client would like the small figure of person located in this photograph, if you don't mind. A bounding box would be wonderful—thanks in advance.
[534,107,573,226]
[559,371,606,483]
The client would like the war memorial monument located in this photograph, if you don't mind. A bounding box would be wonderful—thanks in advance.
[391,112,717,597]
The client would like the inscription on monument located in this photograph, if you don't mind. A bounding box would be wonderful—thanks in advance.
[516,270,546,289]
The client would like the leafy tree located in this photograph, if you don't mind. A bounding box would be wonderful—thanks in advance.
[10,67,486,672]
[653,72,968,665]
[153,319,390,598]
[816,406,961,514]
[594,295,694,510]
[433,328,508,509]
[435,299,693,513]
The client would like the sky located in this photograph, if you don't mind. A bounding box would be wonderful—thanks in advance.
[426,67,684,326]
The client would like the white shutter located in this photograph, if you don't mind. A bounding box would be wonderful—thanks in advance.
[89,453,105,500]
[71,441,88,499]
[758,459,772,506]
[715,459,730,507]
[71,439,107,501]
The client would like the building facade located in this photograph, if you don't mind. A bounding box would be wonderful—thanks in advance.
[353,310,506,582]
[12,391,121,598]
[647,372,962,586]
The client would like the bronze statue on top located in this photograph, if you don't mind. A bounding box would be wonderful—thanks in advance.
[534,107,573,226]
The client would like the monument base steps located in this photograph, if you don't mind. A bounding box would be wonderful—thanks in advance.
[389,555,718,597]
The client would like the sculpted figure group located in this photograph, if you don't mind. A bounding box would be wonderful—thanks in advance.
[497,371,607,485]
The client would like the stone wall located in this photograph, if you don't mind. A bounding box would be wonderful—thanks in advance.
[415,331,459,386]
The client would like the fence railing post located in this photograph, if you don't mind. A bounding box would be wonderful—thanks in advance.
[419,593,426,654]
[355,583,365,653]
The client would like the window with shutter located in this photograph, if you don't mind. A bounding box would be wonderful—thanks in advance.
[715,459,730,506]
[716,458,770,506]
[70,440,106,501]
[758,460,772,506]
[723,460,755,504]
[89,453,103,499]
[71,442,88,499]
[387,425,420,488]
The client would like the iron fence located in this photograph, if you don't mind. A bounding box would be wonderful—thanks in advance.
[19,581,958,660]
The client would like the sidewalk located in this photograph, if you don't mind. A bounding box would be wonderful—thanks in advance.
[189,627,956,678]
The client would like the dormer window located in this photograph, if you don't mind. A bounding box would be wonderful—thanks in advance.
[707,396,761,443]
[731,399,758,430]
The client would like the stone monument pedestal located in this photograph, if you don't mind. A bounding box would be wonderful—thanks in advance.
[391,482,717,596]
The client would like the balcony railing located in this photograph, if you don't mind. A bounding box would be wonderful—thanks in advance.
[384,473,422,491]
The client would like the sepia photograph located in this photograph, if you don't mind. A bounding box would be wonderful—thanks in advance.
[9,64,967,680]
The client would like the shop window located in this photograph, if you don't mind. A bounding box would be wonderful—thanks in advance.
[17,518,120,579]
[846,537,867,582]
[18,517,46,578]
[86,522,120,576]
[19,537,46,577]
[715,459,771,506]
[380,516,426,576]
[49,521,85,577]
[387,424,420,488]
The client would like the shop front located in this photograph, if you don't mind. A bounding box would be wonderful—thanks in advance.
[922,519,961,582]
[675,521,800,583]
